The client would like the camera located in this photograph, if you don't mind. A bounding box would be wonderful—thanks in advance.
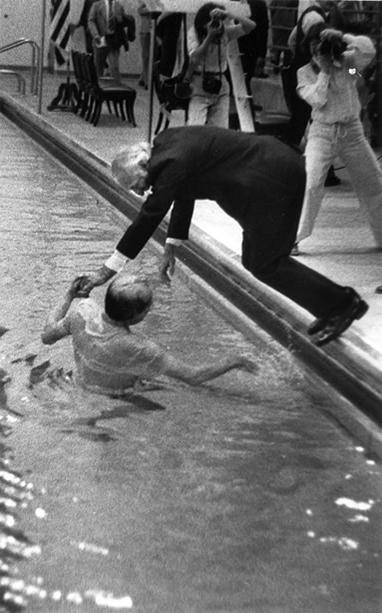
[317,34,347,64]
[210,14,223,29]
[202,72,222,95]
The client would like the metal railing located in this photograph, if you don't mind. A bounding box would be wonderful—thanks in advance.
[0,38,41,95]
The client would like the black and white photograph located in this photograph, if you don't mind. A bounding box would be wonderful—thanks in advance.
[0,0,381,611]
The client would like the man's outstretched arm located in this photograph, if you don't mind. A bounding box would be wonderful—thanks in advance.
[161,353,259,385]
[41,278,86,345]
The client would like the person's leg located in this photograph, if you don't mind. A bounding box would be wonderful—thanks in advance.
[242,223,367,343]
[94,46,107,77]
[139,32,150,86]
[297,121,336,244]
[281,66,312,146]
[187,75,209,126]
[242,227,348,319]
[206,78,230,128]
[339,119,382,247]
[107,48,121,83]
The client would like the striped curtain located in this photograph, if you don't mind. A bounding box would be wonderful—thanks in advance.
[50,0,71,65]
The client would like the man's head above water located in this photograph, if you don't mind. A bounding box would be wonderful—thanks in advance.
[104,274,153,326]
[111,142,151,195]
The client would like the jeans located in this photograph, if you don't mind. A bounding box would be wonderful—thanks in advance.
[187,74,230,128]
[298,118,382,246]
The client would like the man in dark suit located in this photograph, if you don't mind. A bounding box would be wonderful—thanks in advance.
[88,0,135,83]
[80,126,368,346]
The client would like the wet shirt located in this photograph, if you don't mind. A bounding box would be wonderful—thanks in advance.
[67,299,166,393]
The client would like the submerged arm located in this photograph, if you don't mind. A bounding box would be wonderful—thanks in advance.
[161,353,258,385]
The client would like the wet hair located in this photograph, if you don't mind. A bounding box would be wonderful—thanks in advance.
[104,276,153,324]
[194,2,224,43]
[111,142,151,191]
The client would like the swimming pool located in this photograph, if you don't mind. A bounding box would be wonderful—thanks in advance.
[0,115,381,612]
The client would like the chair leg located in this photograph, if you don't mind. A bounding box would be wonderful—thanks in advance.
[74,92,83,114]
[113,101,119,117]
[93,101,102,126]
[125,99,135,125]
[86,96,94,122]
[128,97,137,127]
[154,112,164,135]
[106,100,112,114]
[91,100,100,125]
[80,93,89,117]
[119,101,126,121]
[164,116,170,130]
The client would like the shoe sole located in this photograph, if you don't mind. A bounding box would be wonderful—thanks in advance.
[315,300,369,346]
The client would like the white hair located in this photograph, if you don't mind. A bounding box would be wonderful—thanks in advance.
[111,142,151,190]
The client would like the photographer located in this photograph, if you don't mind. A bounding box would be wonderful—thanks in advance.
[187,2,255,127]
[294,25,382,250]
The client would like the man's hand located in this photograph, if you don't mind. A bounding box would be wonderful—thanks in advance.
[160,244,176,284]
[320,28,344,44]
[67,276,91,300]
[210,7,227,21]
[76,265,116,296]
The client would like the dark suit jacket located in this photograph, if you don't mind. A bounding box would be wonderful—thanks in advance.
[88,0,135,51]
[116,126,305,259]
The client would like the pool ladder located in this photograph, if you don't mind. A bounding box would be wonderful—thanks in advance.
[0,38,41,95]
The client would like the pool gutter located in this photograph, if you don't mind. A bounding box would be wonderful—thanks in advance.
[1,92,382,456]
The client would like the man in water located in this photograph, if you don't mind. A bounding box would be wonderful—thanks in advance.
[78,126,368,346]
[41,275,257,394]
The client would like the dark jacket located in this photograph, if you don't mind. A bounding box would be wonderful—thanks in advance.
[88,0,135,51]
[116,127,305,259]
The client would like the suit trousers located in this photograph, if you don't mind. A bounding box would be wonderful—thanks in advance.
[297,118,382,246]
[94,45,121,83]
[241,177,347,318]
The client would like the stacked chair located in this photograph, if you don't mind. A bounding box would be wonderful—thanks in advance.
[71,51,137,127]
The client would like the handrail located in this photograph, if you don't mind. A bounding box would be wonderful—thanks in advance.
[0,69,26,95]
[0,38,40,95]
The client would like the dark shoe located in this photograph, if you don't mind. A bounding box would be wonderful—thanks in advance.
[375,285,382,294]
[312,288,368,346]
[138,79,146,88]
[291,242,300,256]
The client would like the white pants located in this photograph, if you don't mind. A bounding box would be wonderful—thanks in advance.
[187,74,230,128]
[297,118,382,247]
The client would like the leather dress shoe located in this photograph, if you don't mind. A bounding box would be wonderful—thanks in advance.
[376,285,382,294]
[310,288,368,346]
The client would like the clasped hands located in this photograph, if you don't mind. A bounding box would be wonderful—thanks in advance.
[67,245,176,298]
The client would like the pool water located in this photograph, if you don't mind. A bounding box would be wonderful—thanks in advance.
[0,115,381,612]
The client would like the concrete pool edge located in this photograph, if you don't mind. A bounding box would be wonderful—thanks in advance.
[1,92,381,450]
